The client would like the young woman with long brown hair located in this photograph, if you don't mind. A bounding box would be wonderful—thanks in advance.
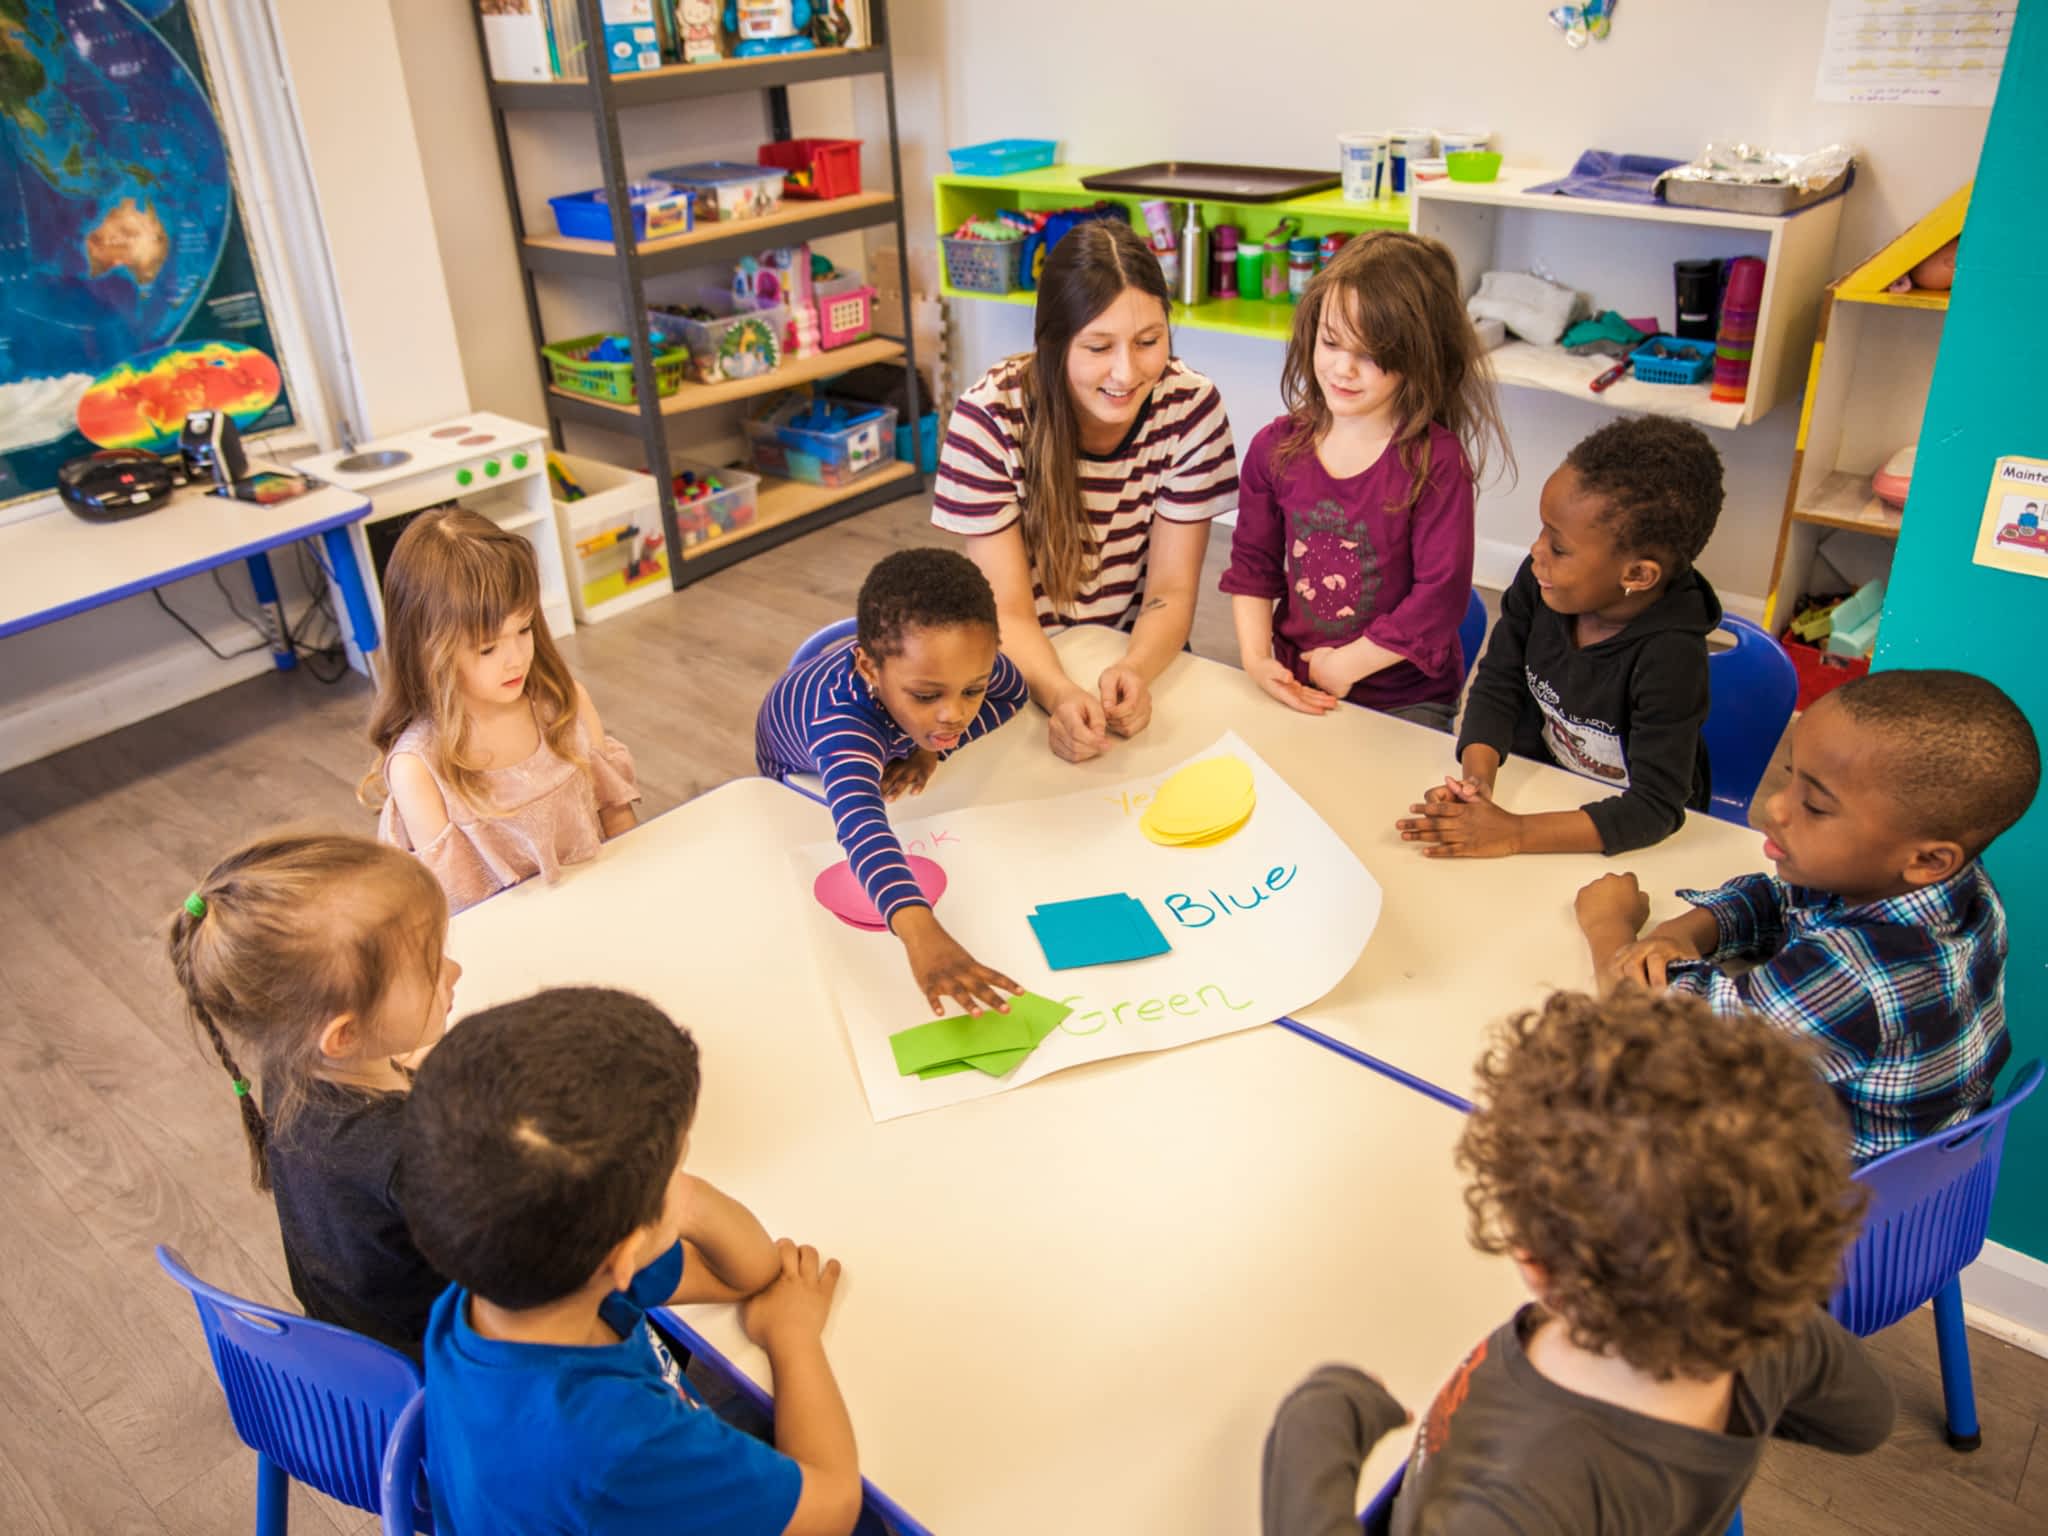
[359,507,638,911]
[932,221,1238,762]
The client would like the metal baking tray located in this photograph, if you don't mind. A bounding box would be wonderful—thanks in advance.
[1660,165,1853,215]
[1078,162,1341,203]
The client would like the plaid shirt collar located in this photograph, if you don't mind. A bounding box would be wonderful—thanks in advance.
[1779,862,1985,933]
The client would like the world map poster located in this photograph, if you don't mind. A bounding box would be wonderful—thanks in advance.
[0,0,295,503]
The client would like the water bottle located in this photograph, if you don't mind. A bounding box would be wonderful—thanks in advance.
[1176,202,1207,308]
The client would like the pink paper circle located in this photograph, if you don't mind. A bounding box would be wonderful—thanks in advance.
[813,856,946,931]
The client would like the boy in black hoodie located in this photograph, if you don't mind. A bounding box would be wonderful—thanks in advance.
[1397,416,1723,857]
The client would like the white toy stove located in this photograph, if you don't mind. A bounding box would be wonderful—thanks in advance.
[293,412,574,674]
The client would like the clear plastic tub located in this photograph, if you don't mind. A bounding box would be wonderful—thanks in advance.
[667,457,761,552]
[649,161,786,222]
[649,293,788,384]
[746,397,899,487]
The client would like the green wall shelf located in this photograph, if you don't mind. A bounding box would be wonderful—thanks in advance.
[933,165,1407,343]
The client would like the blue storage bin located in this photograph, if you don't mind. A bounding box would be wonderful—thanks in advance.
[947,138,1059,176]
[1630,334,1718,386]
[548,181,692,243]
[897,410,939,474]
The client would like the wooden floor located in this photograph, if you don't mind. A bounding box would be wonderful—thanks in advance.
[1,493,2042,1534]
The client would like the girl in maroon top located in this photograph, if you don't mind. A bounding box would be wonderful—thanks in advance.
[1220,231,1510,729]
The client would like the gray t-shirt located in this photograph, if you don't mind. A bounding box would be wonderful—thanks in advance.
[1391,1305,1893,1535]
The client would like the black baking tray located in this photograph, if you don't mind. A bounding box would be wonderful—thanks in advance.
[1078,162,1341,203]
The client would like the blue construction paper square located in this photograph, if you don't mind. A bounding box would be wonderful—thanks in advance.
[1028,894,1172,970]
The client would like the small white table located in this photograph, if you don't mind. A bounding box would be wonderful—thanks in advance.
[449,777,1527,1535]
[908,627,1771,1105]
[0,480,380,666]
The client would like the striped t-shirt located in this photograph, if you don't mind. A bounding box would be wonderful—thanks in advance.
[754,639,1028,922]
[931,357,1238,630]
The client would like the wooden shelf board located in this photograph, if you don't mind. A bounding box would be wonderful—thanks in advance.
[526,191,896,262]
[681,462,919,562]
[1835,287,1951,313]
[489,46,886,109]
[548,337,907,420]
[1792,470,1904,538]
[1485,341,1747,429]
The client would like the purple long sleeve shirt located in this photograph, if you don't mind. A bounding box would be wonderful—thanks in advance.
[1218,418,1476,711]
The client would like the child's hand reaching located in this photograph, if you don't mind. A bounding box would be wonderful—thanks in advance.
[892,906,1018,1015]
[881,748,938,801]
[1246,655,1340,715]
[741,1239,842,1356]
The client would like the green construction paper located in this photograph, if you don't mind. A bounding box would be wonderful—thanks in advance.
[892,992,1073,1078]
[890,1009,1035,1076]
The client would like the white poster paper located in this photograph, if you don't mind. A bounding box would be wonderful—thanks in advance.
[1814,1,2014,106]
[796,732,1382,1122]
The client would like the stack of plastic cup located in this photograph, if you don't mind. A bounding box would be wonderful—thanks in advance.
[1338,132,1390,202]
[1711,256,1766,404]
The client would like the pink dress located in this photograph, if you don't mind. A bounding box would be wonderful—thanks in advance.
[376,712,640,912]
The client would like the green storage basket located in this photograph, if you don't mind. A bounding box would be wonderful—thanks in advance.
[541,334,692,404]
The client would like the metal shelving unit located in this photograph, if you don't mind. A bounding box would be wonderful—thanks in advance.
[467,3,925,591]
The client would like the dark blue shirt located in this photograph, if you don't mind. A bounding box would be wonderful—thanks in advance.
[423,1243,801,1535]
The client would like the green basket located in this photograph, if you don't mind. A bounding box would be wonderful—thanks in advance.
[541,334,692,404]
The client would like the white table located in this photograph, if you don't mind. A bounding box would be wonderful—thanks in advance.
[0,480,380,666]
[905,627,1772,1105]
[449,777,1527,1534]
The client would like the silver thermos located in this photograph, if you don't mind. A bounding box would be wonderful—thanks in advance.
[1176,202,1206,307]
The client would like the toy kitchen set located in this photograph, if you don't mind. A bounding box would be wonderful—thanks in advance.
[294,413,573,675]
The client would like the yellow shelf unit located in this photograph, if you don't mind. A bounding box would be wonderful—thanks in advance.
[1764,183,1972,635]
[932,165,1408,342]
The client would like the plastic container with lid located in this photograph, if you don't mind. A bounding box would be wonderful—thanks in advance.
[1286,237,1319,300]
[1235,242,1265,302]
[647,293,787,384]
[745,396,899,486]
[648,161,785,223]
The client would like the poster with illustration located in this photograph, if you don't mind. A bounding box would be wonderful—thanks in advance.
[1971,455,2048,577]
[0,0,294,504]
[794,732,1382,1122]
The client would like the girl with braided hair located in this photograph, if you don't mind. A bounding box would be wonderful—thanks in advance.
[168,832,460,1358]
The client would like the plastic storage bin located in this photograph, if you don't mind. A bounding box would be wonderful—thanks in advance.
[942,235,1024,293]
[746,397,898,486]
[547,181,692,243]
[541,334,691,404]
[758,138,861,200]
[551,453,670,621]
[649,161,785,223]
[648,294,788,384]
[814,274,876,349]
[947,138,1058,176]
[668,458,761,552]
[1629,334,1719,386]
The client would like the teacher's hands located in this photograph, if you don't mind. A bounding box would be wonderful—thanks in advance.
[1047,685,1111,763]
[1097,663,1153,739]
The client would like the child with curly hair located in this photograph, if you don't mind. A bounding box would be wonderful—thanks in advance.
[1260,988,1893,1536]
[1398,415,1724,858]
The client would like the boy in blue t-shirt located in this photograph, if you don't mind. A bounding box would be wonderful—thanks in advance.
[401,987,862,1536]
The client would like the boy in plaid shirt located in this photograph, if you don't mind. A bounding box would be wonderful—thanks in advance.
[1575,669,2039,1160]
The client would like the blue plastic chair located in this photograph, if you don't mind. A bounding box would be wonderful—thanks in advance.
[1828,1058,2042,1451]
[789,615,858,670]
[156,1245,427,1535]
[1458,588,1488,684]
[1360,1463,1741,1532]
[379,1389,432,1535]
[1701,615,1798,825]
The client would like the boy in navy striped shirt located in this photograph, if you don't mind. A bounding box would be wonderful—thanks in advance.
[758,548,1029,1015]
[1577,669,2039,1159]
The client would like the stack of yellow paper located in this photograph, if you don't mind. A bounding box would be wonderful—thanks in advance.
[1139,754,1256,847]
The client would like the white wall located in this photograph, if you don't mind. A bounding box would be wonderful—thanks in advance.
[891,0,1990,603]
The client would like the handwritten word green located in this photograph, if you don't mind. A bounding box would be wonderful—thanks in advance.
[1058,982,1255,1036]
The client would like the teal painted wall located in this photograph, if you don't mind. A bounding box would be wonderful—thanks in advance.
[1876,2,2048,1261]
